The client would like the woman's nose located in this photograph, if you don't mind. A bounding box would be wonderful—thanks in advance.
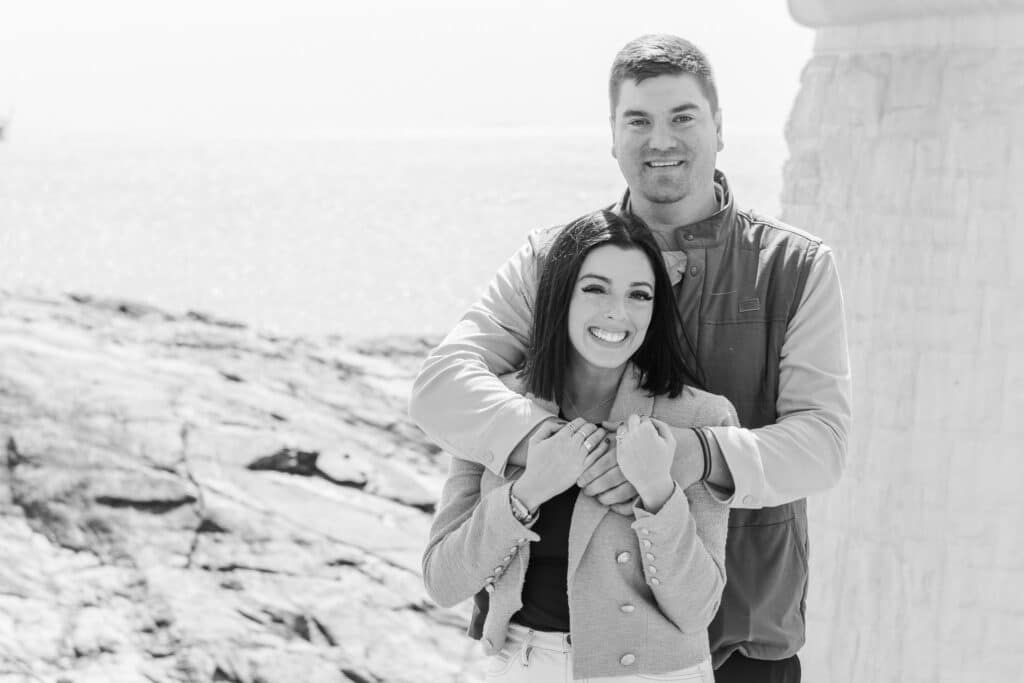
[604,300,625,319]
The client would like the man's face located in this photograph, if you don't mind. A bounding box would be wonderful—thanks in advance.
[610,74,723,208]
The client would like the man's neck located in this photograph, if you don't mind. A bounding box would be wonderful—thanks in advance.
[631,188,720,234]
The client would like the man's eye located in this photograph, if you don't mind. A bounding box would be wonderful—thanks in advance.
[674,115,694,124]
[627,119,649,127]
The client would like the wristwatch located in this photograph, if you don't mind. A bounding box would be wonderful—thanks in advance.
[509,488,539,526]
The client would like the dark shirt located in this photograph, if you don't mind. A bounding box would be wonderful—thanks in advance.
[511,484,580,632]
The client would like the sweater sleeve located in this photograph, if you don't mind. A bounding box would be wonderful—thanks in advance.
[421,456,540,608]
[706,245,851,508]
[630,480,728,634]
[408,229,556,477]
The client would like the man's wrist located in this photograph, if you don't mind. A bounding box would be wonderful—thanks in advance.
[702,428,735,492]
[670,427,704,488]
[691,427,713,481]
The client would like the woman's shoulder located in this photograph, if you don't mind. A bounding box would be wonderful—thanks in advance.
[653,385,738,427]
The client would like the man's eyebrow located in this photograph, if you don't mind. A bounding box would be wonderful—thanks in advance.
[621,103,701,118]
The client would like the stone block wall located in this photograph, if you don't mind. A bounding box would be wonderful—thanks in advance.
[782,6,1024,681]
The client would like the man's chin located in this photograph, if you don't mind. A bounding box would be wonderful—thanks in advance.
[640,189,688,205]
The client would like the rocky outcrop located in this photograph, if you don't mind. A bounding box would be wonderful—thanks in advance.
[784,4,1024,682]
[0,291,483,682]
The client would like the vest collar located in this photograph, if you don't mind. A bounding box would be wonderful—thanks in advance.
[615,169,736,250]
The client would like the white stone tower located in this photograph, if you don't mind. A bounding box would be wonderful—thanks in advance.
[784,1,1024,680]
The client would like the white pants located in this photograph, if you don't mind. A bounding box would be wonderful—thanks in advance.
[483,623,714,682]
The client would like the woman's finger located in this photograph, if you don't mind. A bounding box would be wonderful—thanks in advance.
[563,417,588,437]
[581,427,607,454]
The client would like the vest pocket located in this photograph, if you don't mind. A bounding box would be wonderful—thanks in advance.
[711,504,808,656]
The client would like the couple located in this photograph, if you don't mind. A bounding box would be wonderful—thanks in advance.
[413,34,851,683]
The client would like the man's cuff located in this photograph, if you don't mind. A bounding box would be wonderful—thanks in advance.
[704,426,765,508]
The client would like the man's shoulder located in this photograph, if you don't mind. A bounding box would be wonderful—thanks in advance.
[526,202,621,252]
[734,208,824,249]
[526,223,565,253]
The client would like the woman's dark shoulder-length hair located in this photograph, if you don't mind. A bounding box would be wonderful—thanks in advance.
[519,209,698,405]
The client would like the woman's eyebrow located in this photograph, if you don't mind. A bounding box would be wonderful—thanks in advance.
[579,274,653,288]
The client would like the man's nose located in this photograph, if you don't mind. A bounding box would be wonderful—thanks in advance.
[647,121,679,150]
[647,121,679,151]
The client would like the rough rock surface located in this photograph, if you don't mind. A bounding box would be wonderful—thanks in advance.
[0,291,483,682]
[783,6,1024,683]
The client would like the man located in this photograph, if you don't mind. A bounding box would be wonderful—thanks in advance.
[410,34,851,682]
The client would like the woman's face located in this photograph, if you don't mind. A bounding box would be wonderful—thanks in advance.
[567,244,655,373]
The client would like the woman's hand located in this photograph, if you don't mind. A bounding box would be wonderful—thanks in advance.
[616,414,676,513]
[512,418,607,511]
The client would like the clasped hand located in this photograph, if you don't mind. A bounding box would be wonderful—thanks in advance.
[514,414,675,515]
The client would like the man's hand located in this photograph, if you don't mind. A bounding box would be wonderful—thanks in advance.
[575,421,639,515]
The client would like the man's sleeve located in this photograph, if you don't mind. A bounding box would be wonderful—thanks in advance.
[408,230,556,476]
[706,244,852,508]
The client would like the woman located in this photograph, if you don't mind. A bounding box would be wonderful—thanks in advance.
[421,210,737,681]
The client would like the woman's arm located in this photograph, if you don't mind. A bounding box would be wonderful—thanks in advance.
[629,481,728,633]
[421,457,539,608]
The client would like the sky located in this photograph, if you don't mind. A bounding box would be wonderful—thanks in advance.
[0,0,815,141]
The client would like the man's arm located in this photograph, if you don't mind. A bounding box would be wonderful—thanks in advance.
[704,244,852,508]
[409,230,556,475]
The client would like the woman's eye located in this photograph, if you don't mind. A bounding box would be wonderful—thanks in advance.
[581,285,606,294]
[630,291,653,301]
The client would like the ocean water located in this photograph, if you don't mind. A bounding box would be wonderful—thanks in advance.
[0,132,785,339]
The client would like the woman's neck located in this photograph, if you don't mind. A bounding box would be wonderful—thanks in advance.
[563,362,626,422]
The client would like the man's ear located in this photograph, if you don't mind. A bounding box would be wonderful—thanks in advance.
[609,115,617,159]
[714,109,724,152]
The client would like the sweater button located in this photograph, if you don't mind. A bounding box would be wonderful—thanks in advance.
[620,604,635,613]
[620,653,636,666]
[616,551,631,564]
[684,232,694,241]
[689,265,700,277]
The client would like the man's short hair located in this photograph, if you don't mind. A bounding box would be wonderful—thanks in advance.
[609,34,719,116]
